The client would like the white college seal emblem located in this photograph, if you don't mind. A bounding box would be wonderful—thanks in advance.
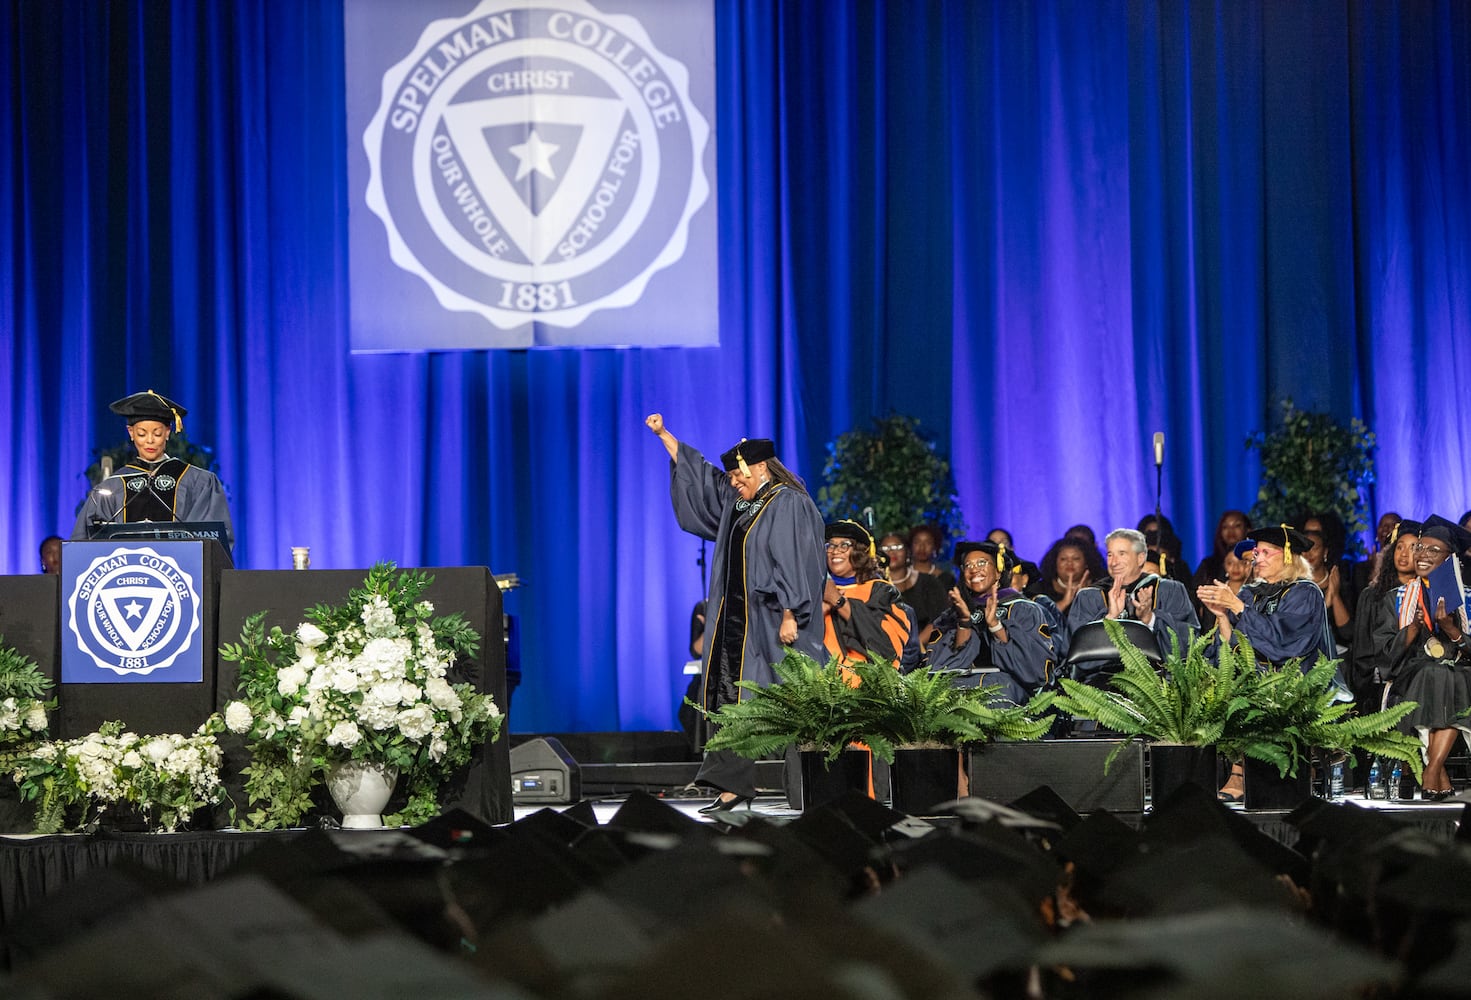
[363,0,711,330]
[66,547,202,677]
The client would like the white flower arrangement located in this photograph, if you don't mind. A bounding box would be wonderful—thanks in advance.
[12,721,224,834]
[0,637,55,753]
[217,563,502,829]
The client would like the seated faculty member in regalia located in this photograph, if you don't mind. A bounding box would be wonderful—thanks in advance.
[71,390,234,548]
[1065,528,1198,681]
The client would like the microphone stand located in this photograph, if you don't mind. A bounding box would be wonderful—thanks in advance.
[697,541,707,594]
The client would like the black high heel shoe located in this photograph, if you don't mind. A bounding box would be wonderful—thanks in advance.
[698,793,754,814]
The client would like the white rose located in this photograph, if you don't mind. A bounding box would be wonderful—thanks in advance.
[331,667,360,694]
[429,736,448,762]
[296,622,329,648]
[326,720,361,748]
[397,681,421,706]
[425,677,458,711]
[395,705,435,740]
[224,701,253,734]
[24,704,48,731]
[121,751,144,769]
[277,664,309,697]
[287,706,310,727]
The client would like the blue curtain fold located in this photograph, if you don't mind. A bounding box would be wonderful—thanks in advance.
[3,0,1468,732]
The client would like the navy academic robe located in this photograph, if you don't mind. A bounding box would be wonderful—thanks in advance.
[1226,578,1332,670]
[928,591,1058,705]
[1066,576,1198,663]
[71,458,234,548]
[669,441,826,708]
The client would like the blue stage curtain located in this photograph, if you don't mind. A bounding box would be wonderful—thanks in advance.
[3,0,1468,731]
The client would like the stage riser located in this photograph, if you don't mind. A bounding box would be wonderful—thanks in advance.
[970,740,1147,813]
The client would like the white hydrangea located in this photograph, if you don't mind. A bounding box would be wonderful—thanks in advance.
[395,705,435,740]
[326,720,362,748]
[296,622,329,648]
[224,701,254,734]
[358,698,400,731]
[360,596,400,637]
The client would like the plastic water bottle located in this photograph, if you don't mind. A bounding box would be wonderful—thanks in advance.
[1329,760,1345,799]
[1390,762,1404,800]
[1366,759,1382,799]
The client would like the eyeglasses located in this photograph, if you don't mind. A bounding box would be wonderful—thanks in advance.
[962,560,992,572]
[1414,543,1449,556]
[825,540,854,551]
[880,544,906,552]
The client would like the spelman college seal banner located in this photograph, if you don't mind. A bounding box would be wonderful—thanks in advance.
[61,543,204,684]
[346,0,717,350]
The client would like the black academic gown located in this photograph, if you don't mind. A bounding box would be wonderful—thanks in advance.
[71,457,235,548]
[1375,583,1471,734]
[669,441,826,796]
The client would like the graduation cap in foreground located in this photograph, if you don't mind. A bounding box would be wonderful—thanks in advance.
[1035,907,1402,1000]
[108,389,186,431]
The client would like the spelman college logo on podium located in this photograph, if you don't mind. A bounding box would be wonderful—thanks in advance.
[363,0,710,329]
[66,548,201,677]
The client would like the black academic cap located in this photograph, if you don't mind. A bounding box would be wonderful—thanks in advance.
[825,519,874,550]
[109,389,186,431]
[405,807,500,850]
[953,539,1015,575]
[1007,785,1084,832]
[1036,907,1401,999]
[719,437,776,472]
[1234,524,1315,560]
[605,789,711,839]
[1420,514,1471,556]
[1388,519,1423,546]
[852,865,1046,982]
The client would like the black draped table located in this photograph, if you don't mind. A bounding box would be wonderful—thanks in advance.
[0,829,292,932]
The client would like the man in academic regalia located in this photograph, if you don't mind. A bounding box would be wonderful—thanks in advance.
[646,414,826,812]
[1066,527,1198,681]
[71,390,234,549]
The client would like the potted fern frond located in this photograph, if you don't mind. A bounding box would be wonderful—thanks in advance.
[696,649,873,809]
[1055,621,1254,802]
[847,657,1056,813]
[1219,642,1423,810]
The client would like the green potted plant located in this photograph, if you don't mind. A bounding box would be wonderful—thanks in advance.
[847,657,1055,813]
[817,414,967,541]
[1247,398,1376,557]
[1054,621,1255,802]
[698,649,873,809]
[1217,641,1423,810]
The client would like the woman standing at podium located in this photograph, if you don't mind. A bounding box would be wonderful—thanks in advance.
[71,390,234,548]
